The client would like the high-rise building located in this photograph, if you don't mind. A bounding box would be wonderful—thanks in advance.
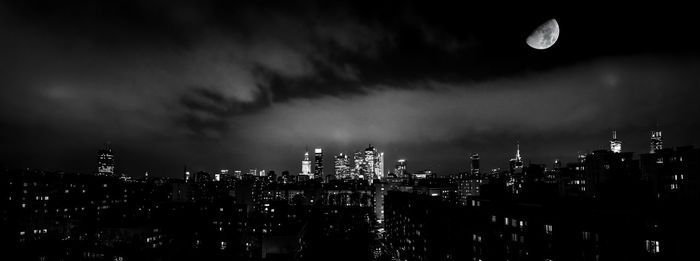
[314,148,324,178]
[470,153,480,175]
[301,150,312,176]
[509,143,523,171]
[376,152,385,180]
[395,159,407,177]
[364,145,376,176]
[362,145,385,180]
[353,151,365,178]
[334,153,351,179]
[97,144,115,176]
[610,131,622,153]
[650,130,663,153]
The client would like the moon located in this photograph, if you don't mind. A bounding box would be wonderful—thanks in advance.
[526,19,559,50]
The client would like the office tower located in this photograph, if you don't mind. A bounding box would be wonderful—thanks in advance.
[334,153,351,179]
[301,150,312,176]
[362,144,385,180]
[376,152,385,180]
[470,153,480,175]
[184,166,191,182]
[395,159,407,177]
[650,130,663,153]
[353,151,365,178]
[97,144,115,176]
[314,148,323,178]
[610,131,622,153]
[364,145,376,177]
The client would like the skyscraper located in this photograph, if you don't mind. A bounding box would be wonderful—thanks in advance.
[301,150,312,175]
[470,153,480,175]
[650,130,663,153]
[376,152,385,180]
[314,148,323,178]
[97,144,115,176]
[395,159,407,177]
[352,151,365,178]
[509,142,523,171]
[610,131,622,153]
[334,153,351,179]
[364,145,376,177]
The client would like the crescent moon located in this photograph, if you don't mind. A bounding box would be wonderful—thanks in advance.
[526,19,559,50]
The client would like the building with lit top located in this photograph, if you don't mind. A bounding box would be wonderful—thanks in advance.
[314,148,324,179]
[395,159,407,177]
[610,131,622,153]
[650,130,663,153]
[470,153,480,175]
[509,142,524,172]
[300,150,313,179]
[334,153,351,179]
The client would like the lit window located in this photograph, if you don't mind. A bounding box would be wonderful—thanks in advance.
[545,224,553,235]
[491,215,497,223]
[645,240,660,254]
[582,231,590,240]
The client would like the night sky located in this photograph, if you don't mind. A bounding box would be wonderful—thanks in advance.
[1,1,699,176]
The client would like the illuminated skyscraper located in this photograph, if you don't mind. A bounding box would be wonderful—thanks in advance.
[301,150,313,177]
[376,152,385,180]
[353,151,365,178]
[650,130,663,153]
[314,148,324,178]
[509,142,523,171]
[395,159,407,177]
[470,153,480,175]
[610,131,622,153]
[334,153,351,179]
[364,145,376,176]
[97,144,115,176]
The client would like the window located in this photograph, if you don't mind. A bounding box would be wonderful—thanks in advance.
[491,215,497,223]
[582,231,591,240]
[545,224,553,235]
[645,240,660,254]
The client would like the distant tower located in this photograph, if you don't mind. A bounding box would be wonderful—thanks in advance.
[376,152,385,180]
[395,159,407,177]
[470,153,480,175]
[314,148,324,178]
[184,166,191,182]
[301,150,312,176]
[509,142,523,170]
[97,144,115,176]
[650,130,663,153]
[610,131,622,153]
[334,153,350,179]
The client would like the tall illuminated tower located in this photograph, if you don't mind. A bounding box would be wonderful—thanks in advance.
[375,152,385,180]
[301,150,312,176]
[97,144,115,176]
[650,130,663,153]
[509,142,523,170]
[334,153,350,179]
[610,131,622,153]
[314,148,324,178]
[364,145,376,177]
[395,159,407,177]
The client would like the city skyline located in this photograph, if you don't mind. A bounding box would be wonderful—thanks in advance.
[1,1,700,177]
